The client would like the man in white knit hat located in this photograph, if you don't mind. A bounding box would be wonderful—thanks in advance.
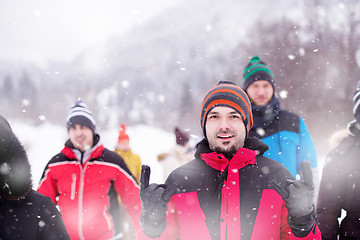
[38,99,142,240]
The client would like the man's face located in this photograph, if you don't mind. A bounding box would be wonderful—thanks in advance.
[118,140,130,152]
[246,80,274,106]
[205,106,246,159]
[68,124,94,152]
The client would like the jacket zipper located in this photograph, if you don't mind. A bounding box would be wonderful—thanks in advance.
[78,153,86,240]
[103,205,113,230]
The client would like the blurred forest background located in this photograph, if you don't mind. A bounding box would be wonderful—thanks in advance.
[1,0,360,156]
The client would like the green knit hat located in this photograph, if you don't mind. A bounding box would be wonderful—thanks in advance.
[243,56,275,91]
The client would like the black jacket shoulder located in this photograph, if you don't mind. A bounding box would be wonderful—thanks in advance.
[326,135,360,166]
[0,190,70,240]
[165,158,219,194]
[331,135,358,156]
[250,110,300,138]
[100,148,134,177]
[276,110,300,133]
[247,155,294,189]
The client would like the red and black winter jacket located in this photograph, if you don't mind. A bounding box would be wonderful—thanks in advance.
[38,135,142,240]
[138,138,321,240]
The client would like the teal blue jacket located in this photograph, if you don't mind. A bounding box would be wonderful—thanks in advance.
[249,110,317,178]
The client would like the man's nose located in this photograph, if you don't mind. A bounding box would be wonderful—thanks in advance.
[74,128,83,135]
[218,117,230,130]
[258,87,267,95]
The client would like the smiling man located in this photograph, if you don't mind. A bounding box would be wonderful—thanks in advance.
[138,81,321,240]
[37,99,142,240]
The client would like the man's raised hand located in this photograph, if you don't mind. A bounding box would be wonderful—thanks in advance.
[270,161,316,237]
[139,165,176,238]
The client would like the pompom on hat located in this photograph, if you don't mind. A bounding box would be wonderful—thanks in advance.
[118,124,130,145]
[243,56,275,91]
[200,81,253,138]
[66,99,96,133]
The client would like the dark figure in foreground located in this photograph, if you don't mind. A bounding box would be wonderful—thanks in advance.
[317,80,360,240]
[0,115,69,240]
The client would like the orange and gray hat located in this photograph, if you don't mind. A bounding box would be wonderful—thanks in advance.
[200,81,253,138]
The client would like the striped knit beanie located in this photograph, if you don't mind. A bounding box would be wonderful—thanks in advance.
[66,99,96,133]
[200,81,253,138]
[243,56,275,91]
[353,80,360,122]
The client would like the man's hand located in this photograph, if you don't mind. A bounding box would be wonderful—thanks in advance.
[270,161,315,237]
[140,165,175,239]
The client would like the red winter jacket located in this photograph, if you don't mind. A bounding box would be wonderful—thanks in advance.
[38,136,141,240]
[138,138,321,240]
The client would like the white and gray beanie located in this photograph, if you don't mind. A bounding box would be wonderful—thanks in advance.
[66,99,96,133]
[353,80,360,122]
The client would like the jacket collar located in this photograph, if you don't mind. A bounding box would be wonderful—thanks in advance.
[195,138,265,172]
[200,147,256,172]
[61,144,104,164]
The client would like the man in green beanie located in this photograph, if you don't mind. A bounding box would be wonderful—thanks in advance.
[242,56,318,180]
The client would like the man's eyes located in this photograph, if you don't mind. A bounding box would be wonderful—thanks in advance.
[208,114,240,119]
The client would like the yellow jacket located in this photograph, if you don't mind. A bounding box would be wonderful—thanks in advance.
[114,148,142,184]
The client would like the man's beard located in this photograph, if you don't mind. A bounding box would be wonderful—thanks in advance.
[213,145,238,160]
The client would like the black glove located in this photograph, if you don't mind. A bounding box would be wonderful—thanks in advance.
[270,161,315,237]
[140,165,176,239]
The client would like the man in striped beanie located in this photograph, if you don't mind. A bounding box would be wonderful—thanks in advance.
[138,80,321,239]
[200,81,253,135]
[200,81,253,158]
[346,80,360,136]
[352,80,360,123]
[242,56,318,181]
[66,99,96,134]
[243,56,275,93]
[37,99,142,240]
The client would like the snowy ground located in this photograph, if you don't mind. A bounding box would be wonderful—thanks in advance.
[10,120,180,188]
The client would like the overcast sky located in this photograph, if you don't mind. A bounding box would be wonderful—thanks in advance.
[0,0,181,64]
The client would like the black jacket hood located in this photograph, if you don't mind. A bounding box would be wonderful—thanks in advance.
[0,115,32,199]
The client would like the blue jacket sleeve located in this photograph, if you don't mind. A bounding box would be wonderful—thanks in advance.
[296,118,317,173]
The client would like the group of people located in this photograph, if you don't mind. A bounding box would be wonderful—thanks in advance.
[0,55,358,240]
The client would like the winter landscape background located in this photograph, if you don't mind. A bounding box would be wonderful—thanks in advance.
[1,0,360,186]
